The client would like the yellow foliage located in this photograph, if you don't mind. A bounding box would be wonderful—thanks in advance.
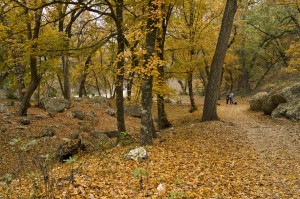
[285,42,300,72]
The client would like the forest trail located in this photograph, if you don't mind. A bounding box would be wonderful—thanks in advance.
[217,100,300,197]
[220,101,300,161]
[1,97,300,198]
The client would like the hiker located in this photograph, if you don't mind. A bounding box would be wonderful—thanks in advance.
[229,92,234,104]
[226,94,230,104]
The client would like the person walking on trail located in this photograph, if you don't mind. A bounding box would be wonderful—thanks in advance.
[229,92,234,104]
[226,94,230,104]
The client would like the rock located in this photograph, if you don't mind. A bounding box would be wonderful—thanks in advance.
[55,138,83,162]
[272,100,300,120]
[262,97,278,115]
[41,126,55,137]
[103,131,119,138]
[90,96,111,107]
[125,147,148,161]
[89,130,110,140]
[19,117,30,125]
[39,98,69,113]
[66,112,74,118]
[72,110,85,120]
[261,83,300,115]
[89,130,114,150]
[105,108,116,117]
[70,132,80,139]
[5,101,14,106]
[124,104,141,118]
[0,104,8,113]
[274,83,300,102]
[248,92,269,111]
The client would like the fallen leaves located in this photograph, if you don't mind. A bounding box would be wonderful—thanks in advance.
[1,97,300,198]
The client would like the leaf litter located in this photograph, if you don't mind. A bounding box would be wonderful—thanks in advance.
[0,96,300,198]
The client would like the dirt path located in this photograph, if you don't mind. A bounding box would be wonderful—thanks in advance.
[219,101,300,197]
[221,101,300,159]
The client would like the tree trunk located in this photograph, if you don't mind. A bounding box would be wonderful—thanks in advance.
[238,36,250,93]
[57,74,64,95]
[114,0,126,133]
[19,56,39,116]
[127,42,139,101]
[13,53,25,100]
[156,3,172,129]
[19,7,42,116]
[202,0,237,121]
[62,54,71,101]
[93,70,101,96]
[140,0,158,146]
[188,71,197,113]
[79,55,92,97]
[178,80,188,95]
[0,72,9,88]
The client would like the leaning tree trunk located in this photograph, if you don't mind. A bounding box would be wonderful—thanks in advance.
[19,7,42,116]
[19,56,40,116]
[140,0,158,146]
[202,0,237,121]
[79,55,92,97]
[178,80,188,95]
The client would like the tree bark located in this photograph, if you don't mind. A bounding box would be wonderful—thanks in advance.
[187,71,197,113]
[62,54,71,101]
[238,36,250,92]
[93,70,101,96]
[140,0,158,146]
[177,80,188,95]
[79,55,92,97]
[19,7,42,116]
[156,3,172,129]
[202,0,237,121]
[114,0,126,133]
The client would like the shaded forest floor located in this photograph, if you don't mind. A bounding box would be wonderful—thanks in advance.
[0,96,300,198]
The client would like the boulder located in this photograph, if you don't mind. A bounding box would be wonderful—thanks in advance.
[262,98,278,115]
[39,98,69,113]
[90,96,111,107]
[55,138,83,162]
[248,92,269,111]
[19,117,30,125]
[70,132,80,139]
[72,109,85,120]
[125,147,148,161]
[89,130,114,149]
[0,104,8,113]
[105,108,116,117]
[274,83,300,102]
[261,83,300,115]
[41,126,55,137]
[272,100,300,120]
[124,104,141,118]
[5,101,14,106]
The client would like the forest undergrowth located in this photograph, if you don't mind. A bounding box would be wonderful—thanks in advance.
[0,96,300,198]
